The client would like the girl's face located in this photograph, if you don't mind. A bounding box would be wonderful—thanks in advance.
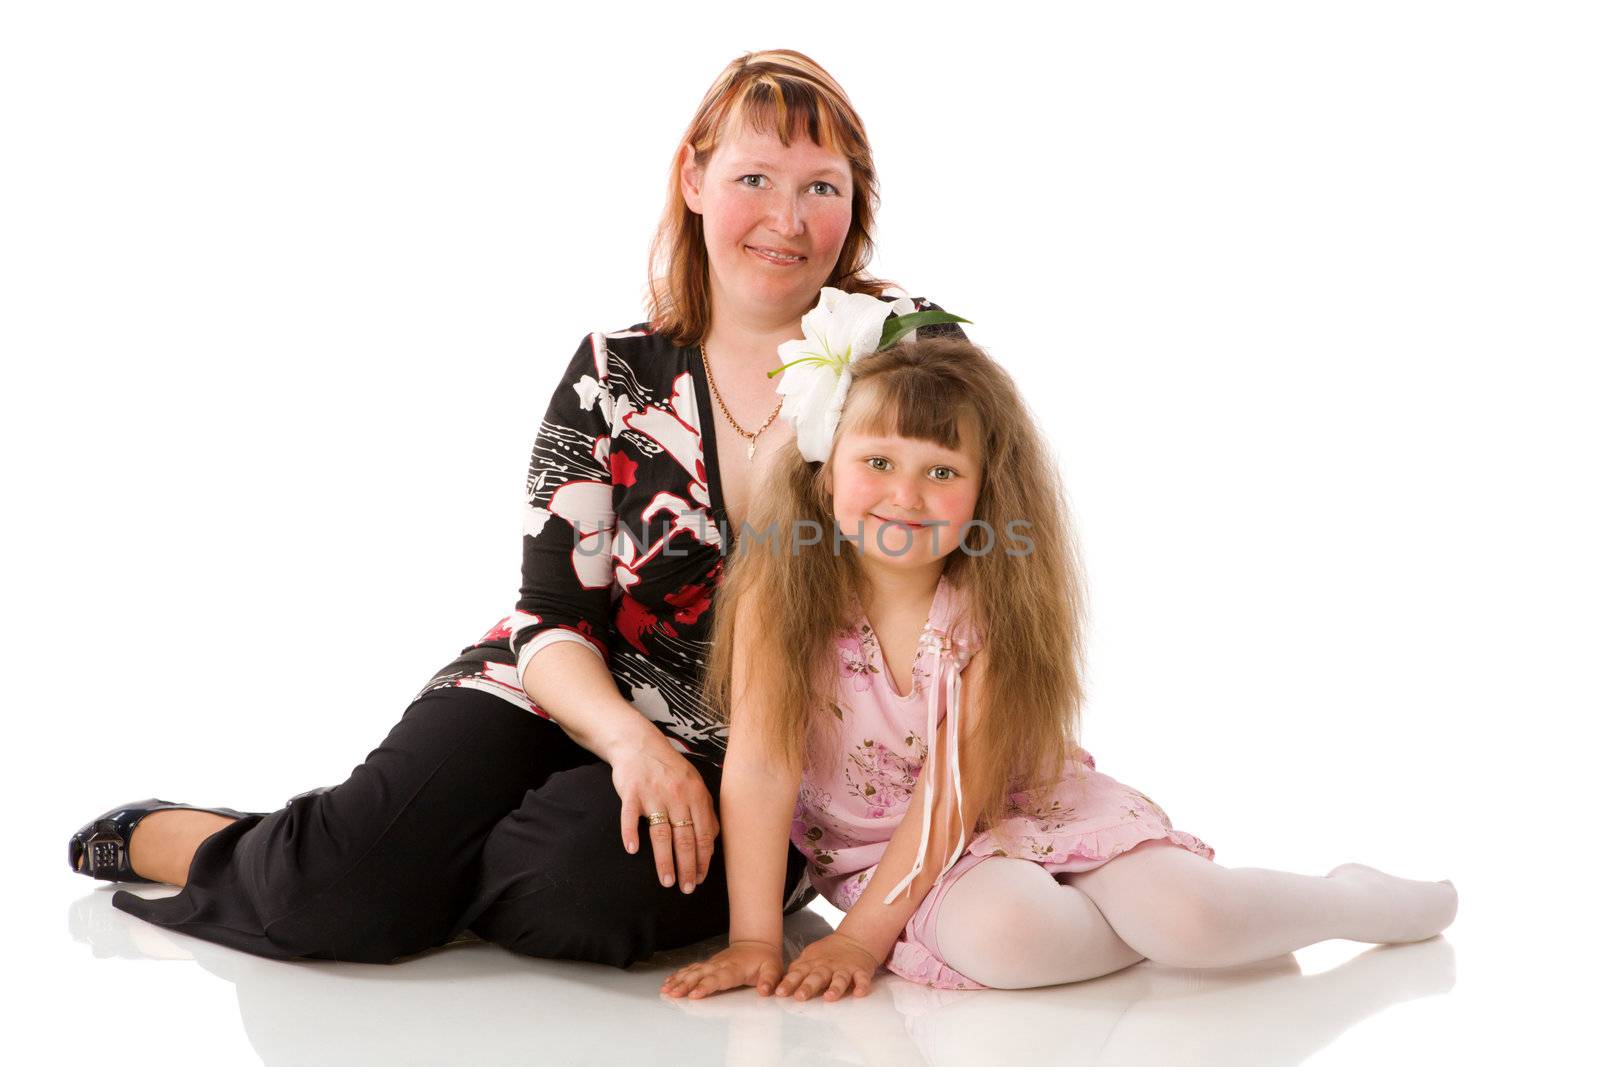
[680,119,854,329]
[825,415,985,574]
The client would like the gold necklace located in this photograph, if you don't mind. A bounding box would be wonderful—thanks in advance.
[699,341,783,461]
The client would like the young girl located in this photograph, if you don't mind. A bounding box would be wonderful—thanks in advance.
[662,321,1458,999]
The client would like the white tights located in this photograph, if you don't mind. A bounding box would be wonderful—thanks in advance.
[933,844,1450,990]
[934,857,1147,988]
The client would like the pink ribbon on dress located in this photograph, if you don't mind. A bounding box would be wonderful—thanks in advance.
[881,630,971,906]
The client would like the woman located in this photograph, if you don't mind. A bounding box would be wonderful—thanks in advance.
[68,48,964,968]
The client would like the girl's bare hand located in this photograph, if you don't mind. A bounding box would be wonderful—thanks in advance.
[612,732,719,892]
[661,941,783,999]
[773,933,882,1001]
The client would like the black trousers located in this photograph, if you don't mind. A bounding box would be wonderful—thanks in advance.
[112,686,814,967]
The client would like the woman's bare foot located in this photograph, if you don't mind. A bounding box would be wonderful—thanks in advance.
[1326,862,1457,944]
[127,809,237,886]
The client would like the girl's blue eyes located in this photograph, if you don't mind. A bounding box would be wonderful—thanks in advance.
[866,457,957,480]
[738,175,840,196]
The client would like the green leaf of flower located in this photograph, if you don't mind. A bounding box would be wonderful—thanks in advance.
[878,310,973,350]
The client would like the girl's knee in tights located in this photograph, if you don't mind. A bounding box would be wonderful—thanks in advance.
[934,857,1144,989]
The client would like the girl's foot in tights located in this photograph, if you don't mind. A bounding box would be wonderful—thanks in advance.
[1326,863,1457,944]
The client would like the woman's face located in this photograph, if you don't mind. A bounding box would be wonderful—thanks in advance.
[680,119,854,329]
[825,414,985,576]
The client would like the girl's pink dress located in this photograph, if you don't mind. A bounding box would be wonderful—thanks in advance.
[790,572,1216,990]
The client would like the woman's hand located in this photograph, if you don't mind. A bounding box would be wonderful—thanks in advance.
[773,932,883,1001]
[661,940,783,999]
[611,729,719,892]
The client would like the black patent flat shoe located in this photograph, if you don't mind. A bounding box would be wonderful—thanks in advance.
[68,798,253,884]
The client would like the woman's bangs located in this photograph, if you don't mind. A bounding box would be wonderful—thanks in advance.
[731,76,849,156]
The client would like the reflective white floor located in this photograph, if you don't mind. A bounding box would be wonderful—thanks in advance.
[29,846,1576,1067]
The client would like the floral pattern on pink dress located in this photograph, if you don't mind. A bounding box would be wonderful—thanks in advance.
[789,572,1217,990]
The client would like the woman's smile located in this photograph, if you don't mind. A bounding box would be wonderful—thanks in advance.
[746,243,806,266]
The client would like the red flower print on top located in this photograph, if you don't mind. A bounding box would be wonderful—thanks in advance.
[610,448,638,487]
[477,616,515,644]
[665,576,715,628]
[615,592,678,655]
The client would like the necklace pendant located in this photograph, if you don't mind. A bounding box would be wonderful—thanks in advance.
[746,439,756,461]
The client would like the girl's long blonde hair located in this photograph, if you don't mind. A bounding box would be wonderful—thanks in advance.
[647,49,890,347]
[702,336,1090,833]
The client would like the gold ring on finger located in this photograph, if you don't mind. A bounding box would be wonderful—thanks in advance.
[670,817,693,827]
[646,812,669,826]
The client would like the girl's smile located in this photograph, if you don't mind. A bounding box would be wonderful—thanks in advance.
[871,514,930,529]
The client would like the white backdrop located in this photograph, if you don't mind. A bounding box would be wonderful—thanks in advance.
[5,2,1596,1062]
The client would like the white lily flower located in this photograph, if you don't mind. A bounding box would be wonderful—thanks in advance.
[774,287,917,462]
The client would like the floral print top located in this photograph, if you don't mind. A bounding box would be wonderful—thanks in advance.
[791,572,984,909]
[789,573,1216,915]
[411,299,964,763]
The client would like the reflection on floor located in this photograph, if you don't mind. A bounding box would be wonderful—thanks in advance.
[64,884,1459,1066]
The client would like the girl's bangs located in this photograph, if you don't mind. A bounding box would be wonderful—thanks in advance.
[843,374,971,453]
